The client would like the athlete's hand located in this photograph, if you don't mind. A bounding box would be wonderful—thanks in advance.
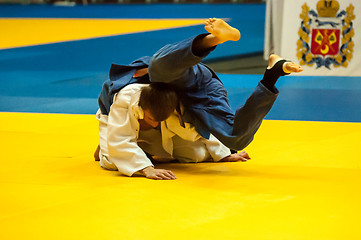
[220,151,251,162]
[140,166,177,180]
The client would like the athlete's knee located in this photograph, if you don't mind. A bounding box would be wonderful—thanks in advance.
[176,146,210,163]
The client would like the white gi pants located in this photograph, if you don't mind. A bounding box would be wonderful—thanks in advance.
[138,128,212,163]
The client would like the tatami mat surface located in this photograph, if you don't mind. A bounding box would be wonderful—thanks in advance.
[1,112,360,239]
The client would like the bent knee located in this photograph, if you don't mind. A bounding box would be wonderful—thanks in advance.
[174,146,211,163]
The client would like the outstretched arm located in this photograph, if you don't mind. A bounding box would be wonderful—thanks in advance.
[106,86,177,180]
[106,91,154,176]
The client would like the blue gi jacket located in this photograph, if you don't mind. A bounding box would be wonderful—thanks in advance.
[98,56,152,116]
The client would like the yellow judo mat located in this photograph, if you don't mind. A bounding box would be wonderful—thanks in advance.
[1,112,360,239]
[0,18,205,49]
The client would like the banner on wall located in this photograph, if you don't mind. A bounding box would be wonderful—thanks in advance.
[264,0,360,76]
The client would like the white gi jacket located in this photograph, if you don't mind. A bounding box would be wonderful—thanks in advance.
[96,84,231,176]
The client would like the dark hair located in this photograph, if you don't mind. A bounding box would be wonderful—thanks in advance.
[139,82,178,122]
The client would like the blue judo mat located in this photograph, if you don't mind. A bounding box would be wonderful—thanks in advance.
[0,4,360,123]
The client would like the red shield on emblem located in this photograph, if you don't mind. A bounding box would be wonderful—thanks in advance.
[311,29,340,57]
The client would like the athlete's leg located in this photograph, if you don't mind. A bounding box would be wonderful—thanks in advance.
[227,55,303,150]
[149,18,240,85]
[261,54,303,93]
[192,18,240,54]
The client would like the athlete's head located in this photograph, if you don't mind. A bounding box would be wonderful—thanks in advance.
[139,82,178,127]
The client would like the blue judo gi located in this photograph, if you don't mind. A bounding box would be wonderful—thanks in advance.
[98,34,278,151]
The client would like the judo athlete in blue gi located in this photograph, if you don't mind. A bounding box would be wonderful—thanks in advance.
[95,18,303,180]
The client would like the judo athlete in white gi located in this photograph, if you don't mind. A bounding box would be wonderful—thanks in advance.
[95,18,303,180]
[96,82,247,180]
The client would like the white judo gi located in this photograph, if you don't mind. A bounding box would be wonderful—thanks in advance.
[96,84,231,176]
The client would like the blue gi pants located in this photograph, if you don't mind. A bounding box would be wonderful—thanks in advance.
[149,34,278,151]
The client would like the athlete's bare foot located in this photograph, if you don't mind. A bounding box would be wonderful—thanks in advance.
[204,18,241,43]
[94,144,100,161]
[268,54,303,74]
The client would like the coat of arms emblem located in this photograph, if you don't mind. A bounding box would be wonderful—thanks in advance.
[297,0,355,69]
